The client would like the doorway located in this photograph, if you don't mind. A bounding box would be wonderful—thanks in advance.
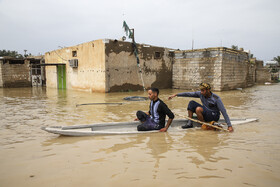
[57,65,66,89]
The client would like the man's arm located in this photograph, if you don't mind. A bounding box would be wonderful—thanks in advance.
[217,98,234,132]
[159,103,175,132]
[160,118,173,132]
[168,91,200,100]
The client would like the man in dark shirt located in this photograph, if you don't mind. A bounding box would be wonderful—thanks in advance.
[168,83,233,132]
[136,88,175,132]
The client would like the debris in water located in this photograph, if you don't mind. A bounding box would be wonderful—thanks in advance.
[123,96,148,101]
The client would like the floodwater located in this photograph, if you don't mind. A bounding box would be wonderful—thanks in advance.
[0,84,280,187]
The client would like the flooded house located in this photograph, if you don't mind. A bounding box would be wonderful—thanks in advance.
[0,57,45,88]
[44,39,174,92]
[173,47,270,91]
[44,39,272,92]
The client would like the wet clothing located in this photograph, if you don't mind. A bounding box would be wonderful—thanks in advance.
[177,91,232,127]
[136,99,174,131]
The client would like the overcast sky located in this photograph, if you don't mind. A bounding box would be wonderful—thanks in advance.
[0,0,279,61]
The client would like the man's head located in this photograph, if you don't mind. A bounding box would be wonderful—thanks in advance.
[148,88,159,101]
[199,83,211,97]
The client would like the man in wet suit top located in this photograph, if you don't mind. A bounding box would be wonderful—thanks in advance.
[136,88,174,132]
[168,83,233,132]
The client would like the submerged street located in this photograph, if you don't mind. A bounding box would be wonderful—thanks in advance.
[0,84,280,186]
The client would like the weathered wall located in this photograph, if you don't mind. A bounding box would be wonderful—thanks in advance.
[173,48,223,91]
[45,40,106,92]
[173,48,251,91]
[256,68,271,83]
[221,49,251,90]
[0,59,31,87]
[255,60,264,69]
[0,60,3,87]
[105,40,173,92]
[247,63,256,87]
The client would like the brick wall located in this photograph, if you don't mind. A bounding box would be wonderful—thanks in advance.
[0,59,31,87]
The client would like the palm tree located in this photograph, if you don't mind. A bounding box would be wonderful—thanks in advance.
[273,56,280,66]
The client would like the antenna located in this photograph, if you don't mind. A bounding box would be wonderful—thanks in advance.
[192,28,194,50]
[192,39,194,50]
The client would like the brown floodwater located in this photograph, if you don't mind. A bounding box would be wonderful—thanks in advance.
[0,84,280,187]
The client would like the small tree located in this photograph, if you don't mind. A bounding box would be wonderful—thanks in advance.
[0,50,23,58]
[231,45,238,50]
[250,54,254,58]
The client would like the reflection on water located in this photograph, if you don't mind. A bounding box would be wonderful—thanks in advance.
[180,131,229,165]
[1,84,280,186]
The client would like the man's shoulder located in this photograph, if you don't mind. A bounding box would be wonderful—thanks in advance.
[158,99,168,107]
[212,93,220,100]
[158,98,166,104]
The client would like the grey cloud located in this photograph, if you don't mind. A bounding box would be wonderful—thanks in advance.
[0,0,279,60]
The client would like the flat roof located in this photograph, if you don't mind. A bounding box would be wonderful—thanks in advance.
[32,63,66,66]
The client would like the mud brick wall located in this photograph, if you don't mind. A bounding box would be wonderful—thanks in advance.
[105,40,173,92]
[0,60,31,87]
[173,48,252,91]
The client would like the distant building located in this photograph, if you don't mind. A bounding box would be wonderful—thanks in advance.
[0,57,45,88]
[253,59,272,83]
[43,39,272,92]
[265,60,278,66]
[44,39,174,92]
[265,60,280,81]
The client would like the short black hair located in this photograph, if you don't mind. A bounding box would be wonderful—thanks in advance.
[149,87,159,95]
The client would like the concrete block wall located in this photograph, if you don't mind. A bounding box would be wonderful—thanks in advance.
[0,61,3,87]
[256,68,271,83]
[173,47,252,91]
[221,50,250,90]
[255,60,264,68]
[173,48,223,91]
[0,60,31,87]
[247,63,256,87]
